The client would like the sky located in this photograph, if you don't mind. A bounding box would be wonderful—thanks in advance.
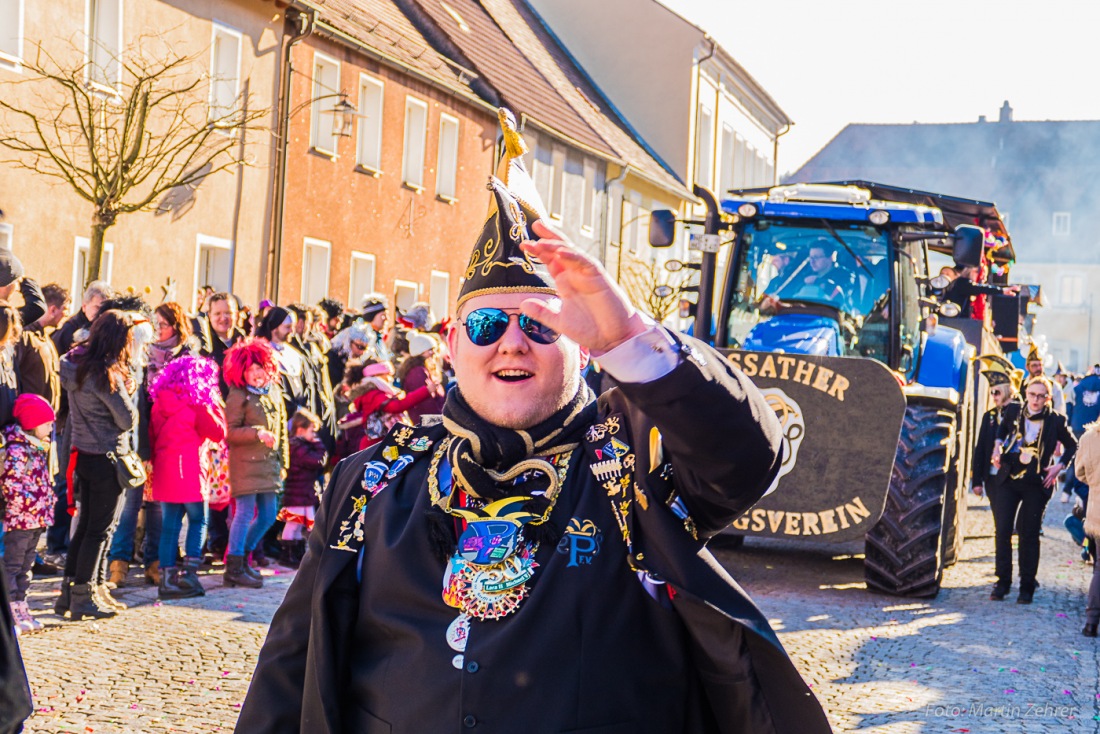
[660,0,1100,176]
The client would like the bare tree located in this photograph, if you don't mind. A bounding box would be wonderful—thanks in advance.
[0,36,266,286]
[618,251,695,324]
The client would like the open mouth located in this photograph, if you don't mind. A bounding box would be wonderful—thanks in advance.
[494,369,533,383]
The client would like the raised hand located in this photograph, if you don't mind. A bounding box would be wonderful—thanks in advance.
[519,220,647,356]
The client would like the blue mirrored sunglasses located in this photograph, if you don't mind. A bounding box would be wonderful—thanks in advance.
[460,308,559,346]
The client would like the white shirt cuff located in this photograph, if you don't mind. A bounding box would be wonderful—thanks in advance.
[595,325,679,384]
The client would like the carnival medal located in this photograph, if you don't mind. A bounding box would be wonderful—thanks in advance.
[441,496,543,621]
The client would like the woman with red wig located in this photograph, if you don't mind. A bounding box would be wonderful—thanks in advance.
[222,338,288,588]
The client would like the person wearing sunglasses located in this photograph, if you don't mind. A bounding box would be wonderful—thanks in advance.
[238,109,828,734]
[991,375,1077,603]
[972,355,1022,500]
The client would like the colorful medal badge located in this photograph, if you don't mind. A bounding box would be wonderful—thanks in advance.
[441,496,542,621]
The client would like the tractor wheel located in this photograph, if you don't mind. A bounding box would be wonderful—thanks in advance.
[864,405,955,598]
[941,377,974,567]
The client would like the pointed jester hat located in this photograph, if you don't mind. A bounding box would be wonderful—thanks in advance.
[456,108,554,311]
[977,353,1023,392]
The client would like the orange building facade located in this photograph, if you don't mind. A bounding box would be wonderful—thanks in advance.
[273,11,498,321]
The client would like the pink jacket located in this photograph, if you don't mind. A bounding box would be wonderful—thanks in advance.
[149,388,227,503]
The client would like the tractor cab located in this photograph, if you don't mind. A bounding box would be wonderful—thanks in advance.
[717,183,948,378]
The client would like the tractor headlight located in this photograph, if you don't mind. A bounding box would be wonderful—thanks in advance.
[868,209,890,225]
[737,203,757,218]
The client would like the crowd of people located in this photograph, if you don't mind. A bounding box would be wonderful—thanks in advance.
[0,238,452,629]
[971,345,1100,635]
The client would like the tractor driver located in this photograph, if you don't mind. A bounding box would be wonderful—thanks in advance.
[761,239,855,313]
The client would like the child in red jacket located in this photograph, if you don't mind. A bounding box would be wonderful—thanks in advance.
[339,359,443,451]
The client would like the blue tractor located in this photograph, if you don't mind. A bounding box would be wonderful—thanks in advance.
[650,181,1020,597]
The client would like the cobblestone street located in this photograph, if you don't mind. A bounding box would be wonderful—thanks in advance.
[14,494,1099,733]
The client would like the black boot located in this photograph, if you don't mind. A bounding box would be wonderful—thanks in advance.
[54,577,73,616]
[68,583,117,620]
[293,540,307,567]
[1084,622,1098,638]
[224,555,262,588]
[989,582,1009,601]
[278,540,301,569]
[242,552,262,580]
[177,557,206,597]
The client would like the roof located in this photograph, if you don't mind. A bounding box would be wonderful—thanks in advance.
[788,118,1100,264]
[304,0,484,99]
[398,0,689,197]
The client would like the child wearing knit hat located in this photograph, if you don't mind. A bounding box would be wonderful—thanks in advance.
[2,394,56,633]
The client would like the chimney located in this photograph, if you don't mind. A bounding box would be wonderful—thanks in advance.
[999,101,1013,123]
[978,115,987,123]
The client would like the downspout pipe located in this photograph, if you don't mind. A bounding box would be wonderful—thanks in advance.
[772,122,793,185]
[268,6,316,302]
[690,38,716,188]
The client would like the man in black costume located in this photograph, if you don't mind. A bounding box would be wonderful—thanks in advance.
[236,109,829,734]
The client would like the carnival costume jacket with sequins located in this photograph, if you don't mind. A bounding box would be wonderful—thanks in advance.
[237,330,832,734]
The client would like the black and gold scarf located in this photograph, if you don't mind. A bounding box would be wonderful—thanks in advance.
[425,382,597,558]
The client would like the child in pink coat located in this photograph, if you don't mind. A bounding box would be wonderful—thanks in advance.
[148,355,226,599]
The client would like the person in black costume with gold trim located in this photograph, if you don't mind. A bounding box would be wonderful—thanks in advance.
[972,354,1023,502]
[991,374,1077,603]
[235,109,829,734]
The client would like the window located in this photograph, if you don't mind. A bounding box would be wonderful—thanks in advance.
[356,74,384,172]
[310,52,341,156]
[738,138,753,188]
[636,203,650,254]
[694,102,713,187]
[1060,274,1084,306]
[533,137,552,204]
[436,114,459,200]
[301,238,331,304]
[87,0,122,90]
[581,159,596,232]
[549,145,565,219]
[897,245,923,376]
[402,96,428,189]
[1052,212,1071,236]
[1069,349,1082,372]
[394,279,419,314]
[625,192,641,254]
[194,235,232,308]
[430,270,450,320]
[754,151,768,187]
[349,252,376,306]
[719,124,735,194]
[0,0,23,67]
[72,236,115,297]
[209,23,242,125]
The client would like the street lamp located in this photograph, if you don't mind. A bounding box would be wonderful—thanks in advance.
[331,96,357,138]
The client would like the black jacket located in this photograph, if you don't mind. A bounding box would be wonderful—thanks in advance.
[944,278,1006,318]
[973,401,1018,488]
[996,403,1077,483]
[0,571,32,734]
[236,331,830,734]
